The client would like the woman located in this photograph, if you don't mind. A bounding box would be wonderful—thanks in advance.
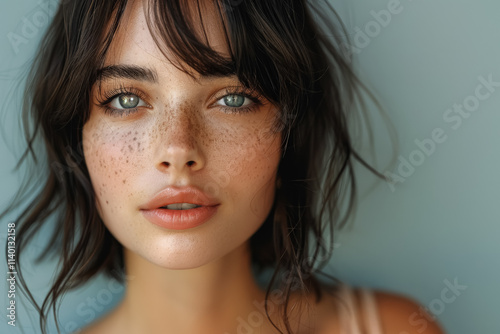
[3,0,445,333]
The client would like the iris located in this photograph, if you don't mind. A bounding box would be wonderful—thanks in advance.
[223,95,245,107]
[119,95,140,108]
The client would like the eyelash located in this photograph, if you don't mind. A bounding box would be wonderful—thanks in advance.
[95,86,150,117]
[214,87,263,114]
[95,86,263,117]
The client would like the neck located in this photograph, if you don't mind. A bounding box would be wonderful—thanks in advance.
[118,242,276,334]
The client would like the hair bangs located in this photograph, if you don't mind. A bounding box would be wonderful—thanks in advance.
[97,0,317,136]
[142,0,236,77]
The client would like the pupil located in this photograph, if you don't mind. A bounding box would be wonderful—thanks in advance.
[119,95,139,108]
[224,95,245,107]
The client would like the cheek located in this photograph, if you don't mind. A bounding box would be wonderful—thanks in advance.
[83,107,281,223]
[82,119,148,213]
[245,135,281,218]
[211,122,282,220]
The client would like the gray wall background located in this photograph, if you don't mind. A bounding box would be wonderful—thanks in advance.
[1,0,498,333]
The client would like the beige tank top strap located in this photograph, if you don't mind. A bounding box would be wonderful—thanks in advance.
[360,288,383,334]
[337,285,383,334]
[338,285,362,334]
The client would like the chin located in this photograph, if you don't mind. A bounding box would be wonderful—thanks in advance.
[122,228,242,270]
[109,201,270,271]
[143,247,221,270]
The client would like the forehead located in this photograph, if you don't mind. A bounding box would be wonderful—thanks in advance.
[104,0,230,68]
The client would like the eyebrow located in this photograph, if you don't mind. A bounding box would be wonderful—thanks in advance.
[95,64,238,84]
[96,65,158,83]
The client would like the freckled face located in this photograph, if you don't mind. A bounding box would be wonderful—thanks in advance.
[82,1,282,269]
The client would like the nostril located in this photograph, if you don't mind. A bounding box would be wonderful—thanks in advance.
[160,161,197,169]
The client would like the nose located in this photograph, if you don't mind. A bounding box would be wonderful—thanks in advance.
[159,148,203,172]
[155,109,205,175]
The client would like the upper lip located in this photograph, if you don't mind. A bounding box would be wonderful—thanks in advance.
[140,186,220,210]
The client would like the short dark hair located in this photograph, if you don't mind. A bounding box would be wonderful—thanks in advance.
[2,1,382,333]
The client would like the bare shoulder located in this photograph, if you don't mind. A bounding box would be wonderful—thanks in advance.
[370,290,446,334]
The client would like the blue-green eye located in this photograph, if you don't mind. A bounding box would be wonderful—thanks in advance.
[110,94,147,110]
[217,94,251,108]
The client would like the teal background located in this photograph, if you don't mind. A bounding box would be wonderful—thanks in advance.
[1,0,498,333]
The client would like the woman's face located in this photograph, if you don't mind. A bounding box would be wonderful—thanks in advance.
[82,0,281,269]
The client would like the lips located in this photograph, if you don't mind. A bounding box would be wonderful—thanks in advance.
[140,186,220,230]
[140,186,220,210]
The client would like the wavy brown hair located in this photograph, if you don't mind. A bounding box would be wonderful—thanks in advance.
[2,0,384,333]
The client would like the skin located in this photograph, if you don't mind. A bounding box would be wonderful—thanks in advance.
[83,4,280,272]
[80,1,446,333]
[82,1,284,333]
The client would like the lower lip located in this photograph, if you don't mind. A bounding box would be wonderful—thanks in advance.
[141,205,219,230]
